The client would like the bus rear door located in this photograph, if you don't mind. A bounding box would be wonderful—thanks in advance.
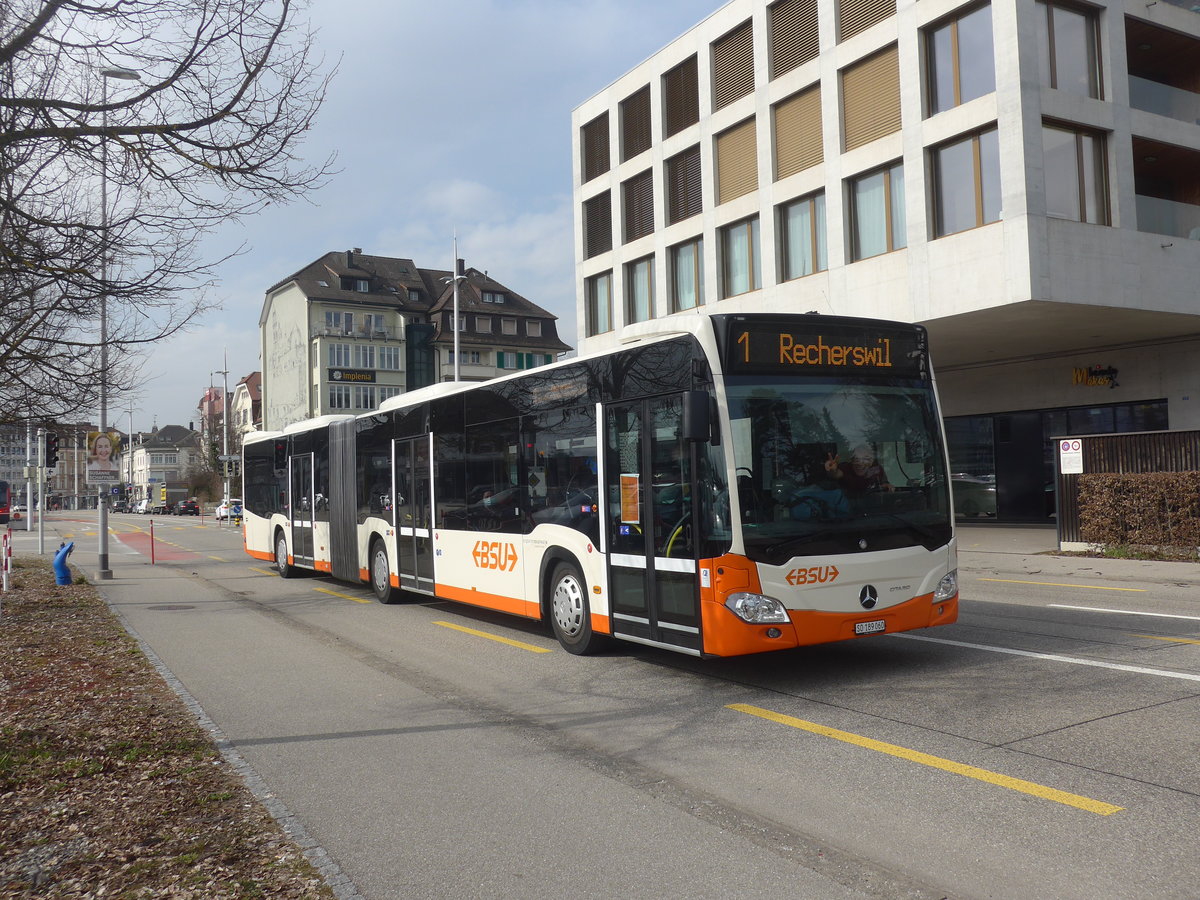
[289,453,315,568]
[604,395,701,654]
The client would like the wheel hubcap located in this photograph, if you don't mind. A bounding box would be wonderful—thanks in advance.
[276,538,286,570]
[552,576,584,636]
[373,551,387,592]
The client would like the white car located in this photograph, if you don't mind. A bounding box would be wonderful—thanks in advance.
[215,498,243,521]
[134,499,151,514]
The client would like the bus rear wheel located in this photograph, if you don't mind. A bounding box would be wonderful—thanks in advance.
[549,562,606,655]
[370,539,401,604]
[275,530,295,579]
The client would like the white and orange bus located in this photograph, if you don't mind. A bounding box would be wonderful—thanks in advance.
[243,313,958,657]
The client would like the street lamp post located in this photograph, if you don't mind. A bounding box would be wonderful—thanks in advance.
[96,65,141,579]
[215,358,230,505]
[444,233,467,382]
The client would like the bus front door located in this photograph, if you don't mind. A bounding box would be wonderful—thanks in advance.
[605,395,701,654]
[394,437,434,594]
[289,453,315,567]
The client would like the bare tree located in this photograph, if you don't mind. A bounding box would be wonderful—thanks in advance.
[0,0,334,422]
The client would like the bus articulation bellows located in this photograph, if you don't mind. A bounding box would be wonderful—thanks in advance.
[243,314,958,657]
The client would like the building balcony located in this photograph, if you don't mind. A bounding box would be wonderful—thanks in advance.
[312,324,403,341]
[1133,137,1200,240]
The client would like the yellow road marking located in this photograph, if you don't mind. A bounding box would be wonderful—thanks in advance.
[208,556,226,562]
[727,703,1123,816]
[981,578,1146,593]
[433,621,553,653]
[1133,634,1200,646]
[314,586,371,604]
[250,567,278,577]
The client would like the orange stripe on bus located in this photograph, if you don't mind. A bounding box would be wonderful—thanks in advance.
[246,549,273,562]
[436,583,539,619]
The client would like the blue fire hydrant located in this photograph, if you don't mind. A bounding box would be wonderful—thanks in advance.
[53,541,74,586]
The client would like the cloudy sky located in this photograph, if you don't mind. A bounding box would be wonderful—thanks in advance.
[133,0,720,431]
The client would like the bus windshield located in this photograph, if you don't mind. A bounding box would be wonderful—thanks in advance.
[726,377,951,564]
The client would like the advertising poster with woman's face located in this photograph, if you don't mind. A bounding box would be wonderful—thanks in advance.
[86,431,121,483]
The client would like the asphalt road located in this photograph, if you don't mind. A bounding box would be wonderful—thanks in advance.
[21,514,1200,899]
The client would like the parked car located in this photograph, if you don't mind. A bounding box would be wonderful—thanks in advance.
[215,498,243,521]
[150,501,174,515]
[112,500,129,513]
[134,499,151,514]
[174,499,200,516]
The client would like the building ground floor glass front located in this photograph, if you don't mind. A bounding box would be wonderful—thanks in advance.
[944,399,1169,521]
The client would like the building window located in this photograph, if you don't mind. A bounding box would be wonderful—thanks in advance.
[502,319,518,335]
[362,313,385,335]
[1043,122,1108,224]
[482,291,505,304]
[353,344,376,369]
[665,145,702,225]
[720,217,761,298]
[927,5,995,116]
[329,384,351,409]
[581,112,610,183]
[626,256,655,324]
[527,321,542,338]
[408,288,422,303]
[663,55,699,139]
[780,192,827,279]
[353,386,376,410]
[716,119,758,205]
[379,346,401,371]
[839,0,895,41]
[325,311,353,334]
[713,20,755,111]
[670,237,704,312]
[340,277,369,292]
[476,316,492,332]
[448,314,466,332]
[842,45,901,151]
[1037,0,1101,99]
[774,85,822,181]
[583,191,613,259]
[620,85,652,162]
[770,0,820,78]
[933,127,1001,237]
[449,350,483,365]
[849,161,906,260]
[623,169,655,243]
[328,343,351,367]
[586,271,613,336]
[379,387,401,402]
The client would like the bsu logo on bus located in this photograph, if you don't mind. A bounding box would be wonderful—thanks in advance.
[472,540,518,572]
[786,565,840,586]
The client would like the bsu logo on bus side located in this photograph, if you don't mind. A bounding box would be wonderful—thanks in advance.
[472,540,519,572]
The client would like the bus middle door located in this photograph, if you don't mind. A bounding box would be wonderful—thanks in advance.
[289,453,315,567]
[604,395,701,655]
[394,436,434,594]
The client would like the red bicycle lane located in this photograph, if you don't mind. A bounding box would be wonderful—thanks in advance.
[117,530,201,562]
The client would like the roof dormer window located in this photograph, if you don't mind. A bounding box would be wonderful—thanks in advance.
[340,277,369,292]
[483,291,505,304]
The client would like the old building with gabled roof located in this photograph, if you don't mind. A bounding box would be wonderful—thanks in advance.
[259,249,571,430]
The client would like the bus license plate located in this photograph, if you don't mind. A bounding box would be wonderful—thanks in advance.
[855,619,886,635]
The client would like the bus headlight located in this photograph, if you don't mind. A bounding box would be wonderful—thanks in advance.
[934,570,958,602]
[725,592,790,624]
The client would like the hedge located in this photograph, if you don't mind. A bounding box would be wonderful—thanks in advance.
[1078,472,1200,547]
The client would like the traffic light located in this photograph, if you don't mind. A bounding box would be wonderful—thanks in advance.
[273,440,287,473]
[44,432,59,469]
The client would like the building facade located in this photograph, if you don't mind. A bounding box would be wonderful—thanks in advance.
[231,372,262,437]
[260,250,571,430]
[126,425,202,508]
[572,0,1200,520]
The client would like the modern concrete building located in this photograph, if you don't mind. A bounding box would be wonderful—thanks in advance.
[260,250,571,430]
[572,0,1200,520]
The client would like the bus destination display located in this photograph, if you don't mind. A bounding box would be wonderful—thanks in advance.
[724,319,927,378]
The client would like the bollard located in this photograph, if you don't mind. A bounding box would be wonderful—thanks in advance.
[53,541,75,586]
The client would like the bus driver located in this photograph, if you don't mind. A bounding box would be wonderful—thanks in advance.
[824,445,892,495]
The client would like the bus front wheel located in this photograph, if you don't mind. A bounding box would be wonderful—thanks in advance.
[370,540,402,605]
[275,531,295,579]
[549,562,607,655]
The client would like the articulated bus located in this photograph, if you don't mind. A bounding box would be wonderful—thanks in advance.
[243,314,958,657]
[0,480,10,525]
